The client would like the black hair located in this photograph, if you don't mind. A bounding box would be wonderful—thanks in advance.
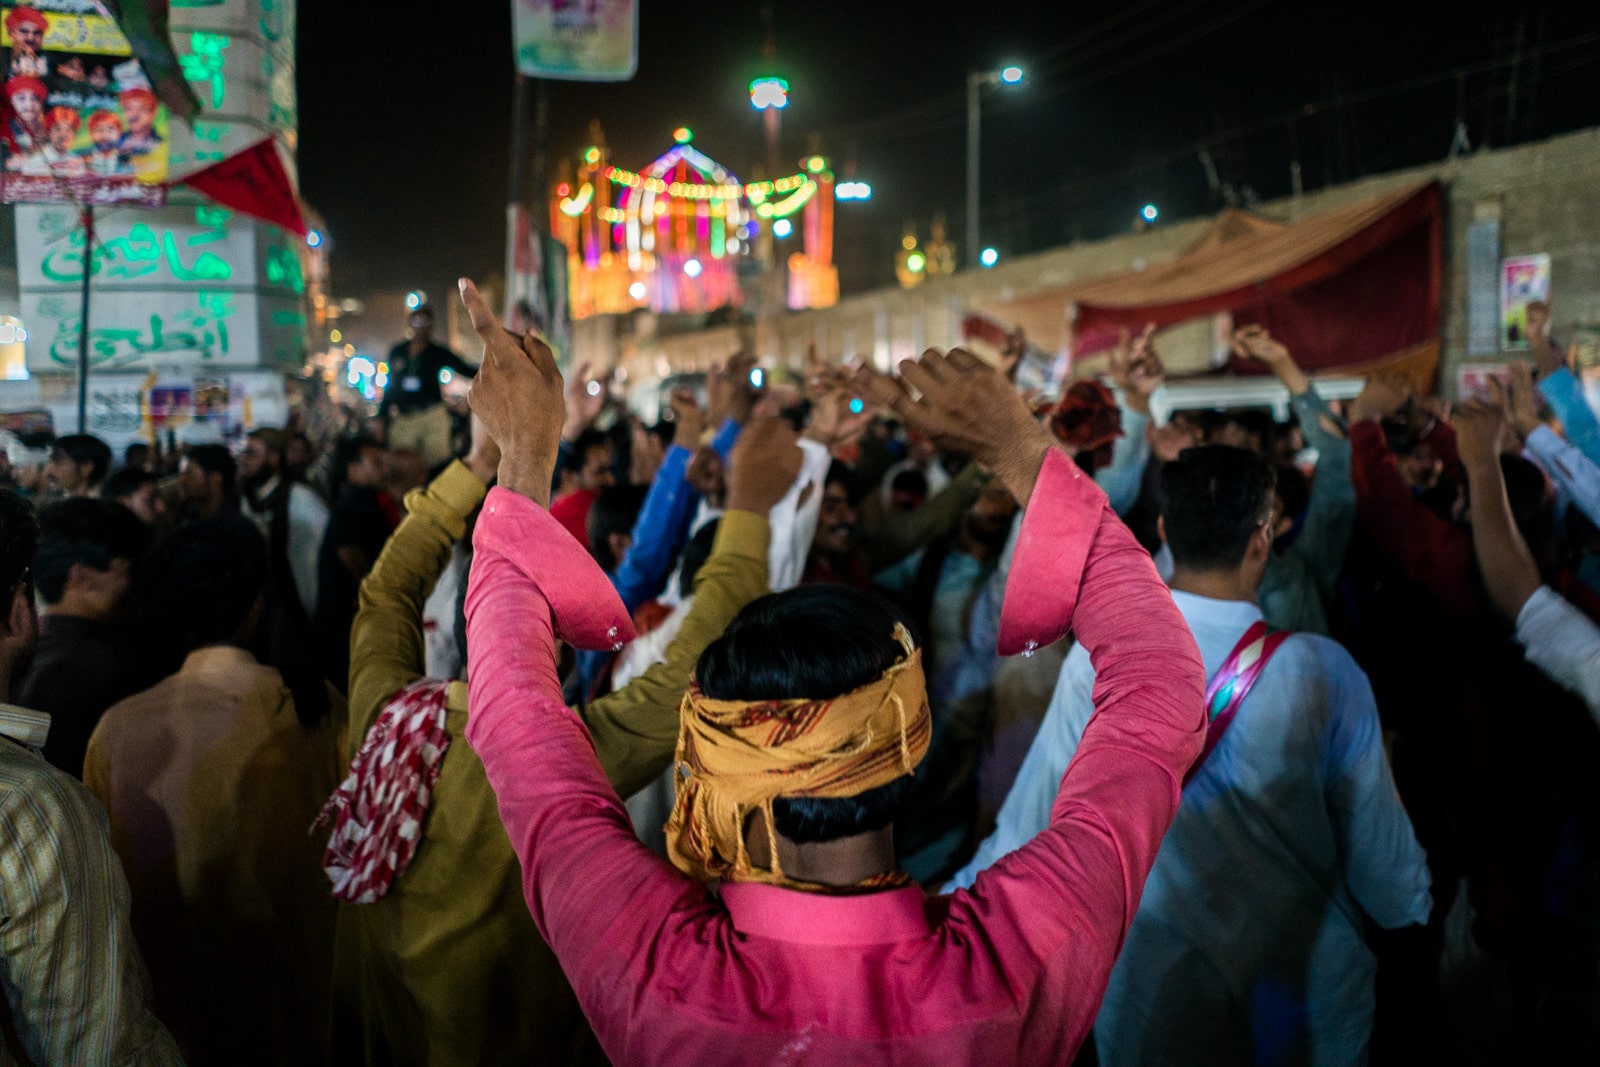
[1159,445,1277,572]
[678,518,720,595]
[1380,418,1424,458]
[330,435,382,496]
[412,304,435,321]
[697,584,915,844]
[0,490,38,594]
[889,468,929,498]
[185,443,236,499]
[51,433,112,486]
[138,517,266,655]
[586,484,647,572]
[123,442,150,468]
[34,498,150,606]
[824,459,862,504]
[572,428,611,464]
[103,466,159,504]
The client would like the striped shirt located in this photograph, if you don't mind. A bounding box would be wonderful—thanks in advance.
[0,704,180,1066]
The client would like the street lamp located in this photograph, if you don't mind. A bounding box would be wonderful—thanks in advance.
[967,64,1024,270]
[980,247,999,268]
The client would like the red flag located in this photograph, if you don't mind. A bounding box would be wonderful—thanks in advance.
[178,138,305,235]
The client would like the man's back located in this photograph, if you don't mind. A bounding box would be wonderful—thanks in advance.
[83,647,340,1063]
[956,589,1431,1066]
[18,614,143,778]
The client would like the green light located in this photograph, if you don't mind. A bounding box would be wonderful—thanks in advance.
[673,126,693,144]
[583,146,601,164]
[805,155,826,173]
[906,252,926,272]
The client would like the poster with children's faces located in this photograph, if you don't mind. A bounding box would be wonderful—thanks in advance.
[1,0,167,206]
[1500,254,1551,351]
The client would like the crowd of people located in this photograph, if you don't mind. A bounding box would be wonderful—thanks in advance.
[0,281,1597,1065]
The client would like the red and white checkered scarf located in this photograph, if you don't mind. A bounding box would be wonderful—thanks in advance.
[313,678,452,904]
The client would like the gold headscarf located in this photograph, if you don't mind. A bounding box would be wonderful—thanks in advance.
[664,624,931,892]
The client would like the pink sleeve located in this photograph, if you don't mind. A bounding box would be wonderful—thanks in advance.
[463,489,706,998]
[956,449,1206,984]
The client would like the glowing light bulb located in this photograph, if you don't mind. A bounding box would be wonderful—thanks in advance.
[683,259,703,278]
[980,247,999,268]
[1000,66,1024,85]
[1141,203,1159,222]
[629,281,648,300]
[772,218,793,238]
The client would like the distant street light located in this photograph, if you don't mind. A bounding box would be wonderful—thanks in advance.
[1141,203,1160,223]
[835,180,873,200]
[749,77,789,110]
[306,230,324,248]
[772,218,793,238]
[968,64,1024,269]
[980,247,999,268]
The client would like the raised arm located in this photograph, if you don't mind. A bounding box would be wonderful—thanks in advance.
[582,420,799,798]
[346,421,496,738]
[1098,323,1164,515]
[1347,377,1477,615]
[855,349,1206,957]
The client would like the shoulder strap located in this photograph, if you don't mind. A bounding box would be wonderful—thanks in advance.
[1182,620,1290,785]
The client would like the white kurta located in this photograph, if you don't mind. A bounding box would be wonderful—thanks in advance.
[951,589,1432,1067]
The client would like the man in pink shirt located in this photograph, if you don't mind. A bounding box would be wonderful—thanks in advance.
[456,277,1206,1064]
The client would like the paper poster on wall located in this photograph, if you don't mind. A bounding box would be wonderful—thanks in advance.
[1,0,169,205]
[1501,254,1551,351]
[512,0,637,82]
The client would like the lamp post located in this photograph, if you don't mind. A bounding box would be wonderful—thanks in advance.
[966,64,1023,270]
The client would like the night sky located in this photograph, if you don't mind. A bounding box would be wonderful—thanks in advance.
[299,2,1600,323]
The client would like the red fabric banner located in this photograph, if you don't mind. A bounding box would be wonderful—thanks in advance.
[178,137,305,235]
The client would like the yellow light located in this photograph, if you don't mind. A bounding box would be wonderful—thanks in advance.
[673,126,692,143]
[901,235,916,250]
[345,343,356,355]
[805,156,826,173]
[583,146,601,164]
[329,329,342,343]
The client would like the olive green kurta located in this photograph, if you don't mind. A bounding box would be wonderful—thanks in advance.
[330,461,770,1065]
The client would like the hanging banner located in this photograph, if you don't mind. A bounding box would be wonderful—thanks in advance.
[0,0,169,205]
[512,0,637,82]
[1500,253,1551,351]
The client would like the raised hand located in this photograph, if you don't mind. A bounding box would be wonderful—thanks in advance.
[460,277,564,505]
[805,382,876,450]
[725,416,804,516]
[852,347,1054,504]
[1347,374,1412,424]
[631,422,665,485]
[1452,400,1507,473]
[1108,323,1164,414]
[562,360,606,442]
[1495,362,1542,441]
[668,387,707,450]
[708,352,759,425]
[1232,323,1311,397]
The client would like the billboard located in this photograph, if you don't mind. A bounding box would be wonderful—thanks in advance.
[513,0,637,82]
[1,0,168,205]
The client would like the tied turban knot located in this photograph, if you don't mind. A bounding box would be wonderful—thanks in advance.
[664,624,930,893]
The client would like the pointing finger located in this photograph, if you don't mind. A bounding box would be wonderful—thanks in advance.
[458,278,499,342]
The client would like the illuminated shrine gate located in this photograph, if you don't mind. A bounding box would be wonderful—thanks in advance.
[551,126,839,318]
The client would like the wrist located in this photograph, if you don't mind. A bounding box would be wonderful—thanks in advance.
[496,451,554,508]
[464,453,498,486]
[985,429,1053,506]
[725,491,776,515]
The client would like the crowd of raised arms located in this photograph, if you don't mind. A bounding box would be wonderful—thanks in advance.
[0,282,1597,1067]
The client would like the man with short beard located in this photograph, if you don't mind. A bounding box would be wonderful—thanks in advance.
[237,427,327,617]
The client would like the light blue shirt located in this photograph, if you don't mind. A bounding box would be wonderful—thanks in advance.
[950,589,1431,1067]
